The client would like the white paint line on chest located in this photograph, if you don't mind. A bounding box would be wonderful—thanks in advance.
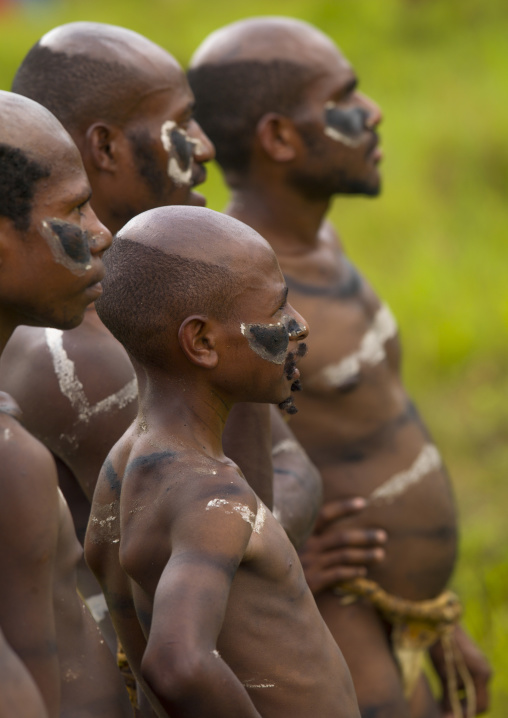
[272,438,302,457]
[368,444,442,505]
[45,328,138,423]
[313,303,397,389]
[243,678,276,689]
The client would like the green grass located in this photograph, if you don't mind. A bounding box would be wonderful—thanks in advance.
[2,0,508,713]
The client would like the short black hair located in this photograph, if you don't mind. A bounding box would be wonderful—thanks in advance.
[188,59,315,174]
[96,238,241,368]
[0,143,51,231]
[12,44,140,133]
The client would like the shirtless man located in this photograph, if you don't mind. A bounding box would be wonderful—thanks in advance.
[0,19,385,638]
[189,17,491,718]
[0,91,130,717]
[85,204,360,718]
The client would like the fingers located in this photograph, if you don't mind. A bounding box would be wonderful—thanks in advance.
[314,497,367,531]
[301,563,369,595]
[311,526,388,552]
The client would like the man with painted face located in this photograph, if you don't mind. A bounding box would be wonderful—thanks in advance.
[189,16,491,718]
[0,90,131,717]
[85,204,361,718]
[0,18,386,652]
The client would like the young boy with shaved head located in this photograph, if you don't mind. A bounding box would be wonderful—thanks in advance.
[0,19,385,652]
[85,204,360,718]
[189,16,491,718]
[0,90,130,717]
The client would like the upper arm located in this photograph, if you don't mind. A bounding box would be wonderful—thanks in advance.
[270,406,322,548]
[146,477,257,654]
[0,420,60,715]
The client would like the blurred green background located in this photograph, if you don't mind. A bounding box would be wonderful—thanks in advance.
[1,0,507,713]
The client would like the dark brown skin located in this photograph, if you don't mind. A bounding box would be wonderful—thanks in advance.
[86,207,360,718]
[190,17,491,718]
[0,625,48,718]
[1,23,380,663]
[0,91,130,717]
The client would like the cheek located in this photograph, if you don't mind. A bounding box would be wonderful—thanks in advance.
[40,218,92,276]
[323,104,369,148]
[160,120,196,187]
[240,322,290,365]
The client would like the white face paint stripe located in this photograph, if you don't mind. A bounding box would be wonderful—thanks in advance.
[324,125,363,148]
[368,444,442,505]
[45,328,138,423]
[311,303,397,389]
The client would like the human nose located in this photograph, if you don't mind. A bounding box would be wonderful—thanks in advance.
[84,207,112,255]
[287,305,309,341]
[189,119,215,163]
[357,92,383,130]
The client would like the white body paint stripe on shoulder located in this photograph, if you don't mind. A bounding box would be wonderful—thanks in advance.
[368,444,442,505]
[312,303,397,389]
[206,499,267,534]
[45,328,138,423]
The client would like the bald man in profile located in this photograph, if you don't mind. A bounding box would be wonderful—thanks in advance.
[189,17,491,718]
[86,204,360,718]
[0,90,130,717]
[0,20,384,646]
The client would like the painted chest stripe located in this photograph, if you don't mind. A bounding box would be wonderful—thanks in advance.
[311,303,397,389]
[45,328,138,424]
[368,444,442,505]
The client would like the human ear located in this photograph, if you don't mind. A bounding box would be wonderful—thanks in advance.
[178,315,219,369]
[85,123,126,173]
[256,113,298,162]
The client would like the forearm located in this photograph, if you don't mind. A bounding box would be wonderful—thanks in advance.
[271,406,322,548]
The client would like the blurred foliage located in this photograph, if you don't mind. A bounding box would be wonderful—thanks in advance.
[1,0,507,714]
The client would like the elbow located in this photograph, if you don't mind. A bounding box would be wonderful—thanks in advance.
[141,641,209,707]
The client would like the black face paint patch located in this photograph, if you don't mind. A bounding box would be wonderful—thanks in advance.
[241,314,307,365]
[160,120,198,187]
[40,218,93,276]
[324,103,370,147]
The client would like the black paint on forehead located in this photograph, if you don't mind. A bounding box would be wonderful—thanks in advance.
[325,105,369,137]
[47,219,91,264]
[170,128,194,170]
[249,324,289,358]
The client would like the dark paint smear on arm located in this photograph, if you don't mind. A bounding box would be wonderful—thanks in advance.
[125,451,178,478]
[47,219,91,264]
[104,459,121,497]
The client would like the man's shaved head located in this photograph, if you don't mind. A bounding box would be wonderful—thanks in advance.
[0,91,79,230]
[12,22,181,134]
[190,16,339,67]
[188,17,346,175]
[96,206,275,368]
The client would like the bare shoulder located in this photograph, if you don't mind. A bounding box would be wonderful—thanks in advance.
[0,312,137,498]
[0,410,59,554]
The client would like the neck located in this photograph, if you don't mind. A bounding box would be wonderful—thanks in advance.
[135,364,231,461]
[226,174,330,256]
